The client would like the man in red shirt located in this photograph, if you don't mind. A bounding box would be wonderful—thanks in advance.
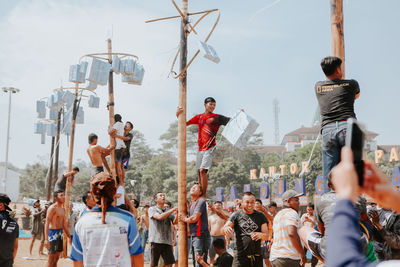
[177,97,230,197]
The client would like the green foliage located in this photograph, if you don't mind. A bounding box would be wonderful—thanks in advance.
[19,163,48,199]
[208,157,249,199]
[131,130,153,166]
[159,121,198,155]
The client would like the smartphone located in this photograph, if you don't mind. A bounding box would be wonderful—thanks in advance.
[345,118,365,185]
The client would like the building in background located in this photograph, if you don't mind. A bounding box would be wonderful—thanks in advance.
[0,166,20,202]
[252,124,379,154]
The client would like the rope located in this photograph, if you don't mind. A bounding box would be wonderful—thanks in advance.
[299,133,321,178]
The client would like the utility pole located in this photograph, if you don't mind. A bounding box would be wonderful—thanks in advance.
[53,109,62,193]
[1,87,20,194]
[177,1,189,266]
[330,0,345,76]
[46,136,55,201]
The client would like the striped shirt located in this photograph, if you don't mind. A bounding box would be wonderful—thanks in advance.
[270,208,301,261]
[70,206,143,266]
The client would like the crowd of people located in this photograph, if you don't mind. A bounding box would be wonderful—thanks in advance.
[1,56,400,267]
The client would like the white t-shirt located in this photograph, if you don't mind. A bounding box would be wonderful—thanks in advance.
[270,208,301,261]
[113,121,126,149]
[116,185,125,206]
[70,206,143,267]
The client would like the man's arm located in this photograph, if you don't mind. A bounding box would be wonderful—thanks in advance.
[318,222,325,235]
[180,211,201,224]
[44,206,54,245]
[287,225,306,265]
[73,261,84,267]
[115,135,131,141]
[152,207,178,221]
[251,223,269,241]
[131,254,144,267]
[223,221,235,236]
[64,170,75,177]
[208,204,229,220]
[196,253,211,267]
[13,238,18,260]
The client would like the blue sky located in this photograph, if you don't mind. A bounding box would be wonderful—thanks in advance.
[0,0,399,169]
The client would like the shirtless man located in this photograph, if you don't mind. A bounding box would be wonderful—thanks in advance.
[208,201,230,264]
[44,191,71,267]
[87,133,114,176]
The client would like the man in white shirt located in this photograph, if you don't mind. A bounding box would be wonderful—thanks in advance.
[109,114,126,184]
[70,172,143,267]
[270,190,305,267]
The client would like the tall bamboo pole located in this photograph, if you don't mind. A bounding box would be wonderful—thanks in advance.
[62,83,79,257]
[330,0,345,76]
[53,109,61,195]
[107,39,117,182]
[46,136,55,201]
[177,0,189,266]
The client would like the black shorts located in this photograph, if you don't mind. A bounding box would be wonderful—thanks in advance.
[261,242,270,259]
[115,149,123,162]
[306,231,326,260]
[48,229,63,254]
[91,166,104,176]
[150,243,175,266]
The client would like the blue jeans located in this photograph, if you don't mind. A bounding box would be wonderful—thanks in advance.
[192,232,210,267]
[322,121,347,189]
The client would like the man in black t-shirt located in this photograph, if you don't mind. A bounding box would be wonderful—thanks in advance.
[223,192,269,267]
[54,167,79,192]
[315,56,360,187]
[115,121,133,179]
[196,238,233,267]
[0,194,19,267]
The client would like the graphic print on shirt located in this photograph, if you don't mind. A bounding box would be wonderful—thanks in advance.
[199,115,219,149]
[238,214,258,235]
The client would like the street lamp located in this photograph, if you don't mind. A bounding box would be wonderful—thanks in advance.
[2,87,20,194]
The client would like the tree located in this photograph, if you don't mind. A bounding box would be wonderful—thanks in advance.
[159,121,198,155]
[130,130,153,166]
[208,157,249,199]
[69,159,92,202]
[20,163,48,199]
[139,155,176,202]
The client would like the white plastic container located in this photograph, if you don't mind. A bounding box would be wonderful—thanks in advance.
[221,111,259,149]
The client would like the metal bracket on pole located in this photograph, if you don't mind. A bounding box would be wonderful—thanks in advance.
[145,1,220,79]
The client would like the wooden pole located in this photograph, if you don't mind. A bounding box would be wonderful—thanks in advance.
[107,39,117,182]
[46,136,55,201]
[53,109,61,195]
[62,83,79,257]
[178,0,188,266]
[330,0,345,76]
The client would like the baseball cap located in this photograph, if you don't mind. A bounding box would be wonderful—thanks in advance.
[282,190,303,202]
[0,193,12,211]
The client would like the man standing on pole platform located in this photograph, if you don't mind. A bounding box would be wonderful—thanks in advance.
[315,56,360,185]
[176,97,230,197]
